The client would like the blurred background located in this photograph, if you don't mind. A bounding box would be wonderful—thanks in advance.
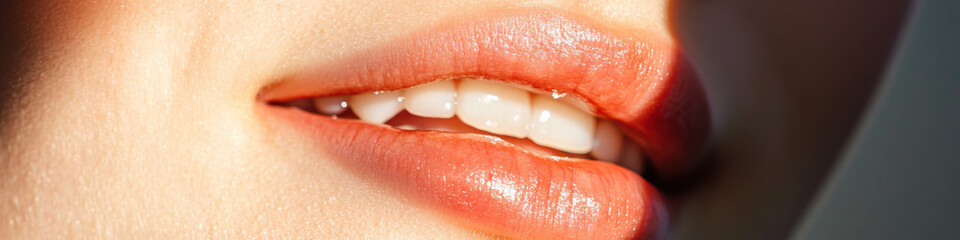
[792,1,959,239]
[666,0,959,239]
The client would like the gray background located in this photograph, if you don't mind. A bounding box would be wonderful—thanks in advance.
[791,1,960,239]
[667,0,911,239]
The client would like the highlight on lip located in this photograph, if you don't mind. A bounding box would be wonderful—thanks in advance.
[261,10,710,182]
[277,77,644,170]
[266,105,667,239]
[260,9,708,240]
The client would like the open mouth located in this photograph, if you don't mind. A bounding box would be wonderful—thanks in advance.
[258,10,710,240]
[278,78,644,168]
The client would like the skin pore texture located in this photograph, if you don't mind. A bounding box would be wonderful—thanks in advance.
[0,0,906,239]
[0,0,672,239]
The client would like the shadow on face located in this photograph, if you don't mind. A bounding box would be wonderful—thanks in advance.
[0,2,30,124]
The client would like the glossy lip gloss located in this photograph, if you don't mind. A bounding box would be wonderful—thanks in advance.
[260,10,708,239]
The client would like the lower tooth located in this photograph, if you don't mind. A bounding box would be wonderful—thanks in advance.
[313,96,348,115]
[395,124,417,130]
[348,90,404,124]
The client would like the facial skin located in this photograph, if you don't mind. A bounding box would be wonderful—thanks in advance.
[0,0,906,239]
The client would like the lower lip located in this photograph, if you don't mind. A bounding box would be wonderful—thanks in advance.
[264,105,668,239]
[261,11,711,182]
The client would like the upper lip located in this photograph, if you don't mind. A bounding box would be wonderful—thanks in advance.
[259,10,709,239]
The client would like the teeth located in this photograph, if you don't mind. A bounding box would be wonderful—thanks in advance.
[304,78,641,164]
[529,94,596,154]
[313,96,348,115]
[455,79,531,138]
[591,120,624,162]
[402,79,457,118]
[348,90,404,124]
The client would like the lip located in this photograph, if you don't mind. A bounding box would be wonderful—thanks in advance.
[260,10,708,239]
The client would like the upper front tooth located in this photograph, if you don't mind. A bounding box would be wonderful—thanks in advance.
[403,79,456,118]
[456,79,530,138]
[313,96,348,115]
[348,90,404,124]
[529,94,596,154]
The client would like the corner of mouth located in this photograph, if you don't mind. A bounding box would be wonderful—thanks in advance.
[257,9,710,239]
